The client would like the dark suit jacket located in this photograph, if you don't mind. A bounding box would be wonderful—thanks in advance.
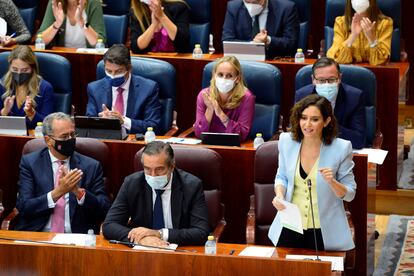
[102,169,209,245]
[222,0,299,57]
[130,2,190,53]
[295,83,366,149]
[86,74,162,134]
[15,148,111,233]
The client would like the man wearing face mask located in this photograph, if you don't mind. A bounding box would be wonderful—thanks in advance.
[86,44,161,134]
[295,57,366,149]
[15,112,111,233]
[102,141,209,246]
[222,0,299,58]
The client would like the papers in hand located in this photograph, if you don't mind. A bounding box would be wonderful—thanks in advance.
[133,243,178,252]
[353,148,388,164]
[286,255,344,271]
[51,233,89,246]
[268,199,303,246]
[238,246,275,257]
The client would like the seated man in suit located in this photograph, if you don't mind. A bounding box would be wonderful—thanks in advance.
[222,0,300,58]
[102,141,209,246]
[295,57,366,149]
[16,112,111,233]
[86,44,161,134]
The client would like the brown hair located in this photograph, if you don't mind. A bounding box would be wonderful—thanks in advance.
[56,0,88,13]
[344,0,387,33]
[290,94,337,145]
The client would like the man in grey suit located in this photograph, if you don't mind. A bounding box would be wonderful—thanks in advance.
[102,141,209,246]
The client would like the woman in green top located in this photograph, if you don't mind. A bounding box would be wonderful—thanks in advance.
[37,0,106,48]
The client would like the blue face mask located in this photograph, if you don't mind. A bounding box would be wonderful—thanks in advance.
[145,174,169,190]
[315,83,339,104]
[105,72,126,87]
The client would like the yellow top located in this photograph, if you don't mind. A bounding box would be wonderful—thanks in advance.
[327,16,393,66]
[291,157,320,230]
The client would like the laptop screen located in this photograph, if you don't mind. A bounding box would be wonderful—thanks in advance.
[223,41,265,61]
[0,116,27,136]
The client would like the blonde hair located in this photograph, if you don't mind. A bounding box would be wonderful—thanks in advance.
[209,56,248,110]
[2,46,42,107]
[131,0,188,33]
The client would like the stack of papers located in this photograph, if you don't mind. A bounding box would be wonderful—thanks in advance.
[76,48,108,54]
[286,255,344,271]
[51,233,88,246]
[133,243,178,252]
[353,148,388,164]
[238,246,275,257]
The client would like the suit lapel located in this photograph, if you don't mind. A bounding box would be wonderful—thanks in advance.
[266,0,276,34]
[68,153,81,221]
[144,182,153,227]
[39,149,54,191]
[103,80,112,110]
[170,172,183,229]
[334,85,346,124]
[126,76,139,117]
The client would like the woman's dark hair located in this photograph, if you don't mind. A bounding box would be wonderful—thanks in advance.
[290,94,338,145]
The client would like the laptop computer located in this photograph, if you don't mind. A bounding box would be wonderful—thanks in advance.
[223,41,265,61]
[0,116,27,136]
[200,132,241,147]
[75,116,127,140]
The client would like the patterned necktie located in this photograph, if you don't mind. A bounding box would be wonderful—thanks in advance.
[153,189,165,229]
[251,15,260,39]
[114,87,125,115]
[51,160,65,233]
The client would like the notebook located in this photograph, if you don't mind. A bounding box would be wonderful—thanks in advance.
[75,116,126,140]
[223,41,265,61]
[200,132,240,147]
[0,116,27,136]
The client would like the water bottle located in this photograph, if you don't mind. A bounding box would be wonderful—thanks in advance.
[208,34,215,55]
[144,127,156,143]
[95,39,105,54]
[253,133,264,149]
[85,229,96,247]
[294,48,305,63]
[34,122,43,137]
[204,235,216,254]
[192,44,203,59]
[35,34,45,50]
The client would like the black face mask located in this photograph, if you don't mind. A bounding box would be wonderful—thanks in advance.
[12,72,31,86]
[53,137,76,157]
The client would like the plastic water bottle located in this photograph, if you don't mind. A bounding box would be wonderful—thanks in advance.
[144,127,156,143]
[95,39,105,54]
[192,44,203,59]
[34,122,43,137]
[253,133,264,149]
[85,229,96,247]
[294,48,305,63]
[208,34,215,55]
[35,34,45,50]
[204,235,216,254]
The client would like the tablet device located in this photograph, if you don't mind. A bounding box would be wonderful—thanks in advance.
[200,132,241,147]
[223,41,265,61]
[0,116,27,136]
[75,116,127,140]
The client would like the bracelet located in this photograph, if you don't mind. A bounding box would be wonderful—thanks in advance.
[370,40,378,48]
[52,24,59,30]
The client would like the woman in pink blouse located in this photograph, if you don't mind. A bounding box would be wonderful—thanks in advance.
[194,56,255,142]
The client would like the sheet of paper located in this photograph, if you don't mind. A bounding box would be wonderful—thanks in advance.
[353,148,388,164]
[0,17,6,36]
[133,243,178,252]
[50,233,88,246]
[238,246,275,257]
[286,255,344,271]
[159,137,202,145]
[76,48,108,54]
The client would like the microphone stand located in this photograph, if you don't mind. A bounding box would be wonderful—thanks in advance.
[307,179,321,261]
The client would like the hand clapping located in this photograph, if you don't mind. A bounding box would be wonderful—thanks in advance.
[52,0,65,28]
[1,95,15,116]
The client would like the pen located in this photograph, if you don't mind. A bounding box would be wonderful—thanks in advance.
[229,249,235,255]
[8,32,16,39]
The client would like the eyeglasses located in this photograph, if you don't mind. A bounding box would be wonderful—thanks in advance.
[313,77,339,84]
[49,132,78,141]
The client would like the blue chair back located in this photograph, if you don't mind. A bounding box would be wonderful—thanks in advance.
[202,61,282,141]
[0,51,72,114]
[103,14,128,46]
[324,0,400,61]
[186,0,210,53]
[295,65,376,146]
[290,0,311,51]
[102,0,130,15]
[96,57,176,135]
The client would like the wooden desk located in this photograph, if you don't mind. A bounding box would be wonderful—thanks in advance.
[0,230,344,275]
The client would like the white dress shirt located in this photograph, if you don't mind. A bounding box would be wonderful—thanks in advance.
[111,72,132,131]
[151,173,173,241]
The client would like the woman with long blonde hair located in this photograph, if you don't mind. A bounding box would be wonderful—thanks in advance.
[0,46,54,129]
[130,0,190,53]
[194,56,255,141]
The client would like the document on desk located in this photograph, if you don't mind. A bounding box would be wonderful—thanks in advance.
[238,246,275,257]
[353,148,388,164]
[159,137,202,145]
[133,243,178,252]
[286,255,344,271]
[268,200,303,246]
[50,233,88,246]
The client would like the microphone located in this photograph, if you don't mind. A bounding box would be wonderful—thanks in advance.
[307,179,321,261]
[109,239,195,253]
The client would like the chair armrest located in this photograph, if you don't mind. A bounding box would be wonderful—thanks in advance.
[1,208,19,230]
[164,126,179,137]
[178,126,194,138]
[246,195,256,245]
[213,203,227,243]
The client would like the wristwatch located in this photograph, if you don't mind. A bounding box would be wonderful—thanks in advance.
[83,22,89,30]
[158,229,163,240]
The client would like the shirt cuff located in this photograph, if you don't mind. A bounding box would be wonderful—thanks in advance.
[266,35,271,45]
[47,191,56,208]
[123,116,132,131]
[162,228,169,241]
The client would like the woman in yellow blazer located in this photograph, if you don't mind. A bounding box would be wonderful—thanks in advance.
[327,0,392,66]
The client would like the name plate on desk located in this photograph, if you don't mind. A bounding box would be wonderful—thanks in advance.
[223,41,265,61]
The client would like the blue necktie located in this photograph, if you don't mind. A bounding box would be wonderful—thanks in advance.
[153,189,165,229]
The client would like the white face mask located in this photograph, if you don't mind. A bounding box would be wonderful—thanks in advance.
[244,1,264,17]
[351,0,370,14]
[315,83,339,104]
[215,77,235,94]
[145,174,169,190]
